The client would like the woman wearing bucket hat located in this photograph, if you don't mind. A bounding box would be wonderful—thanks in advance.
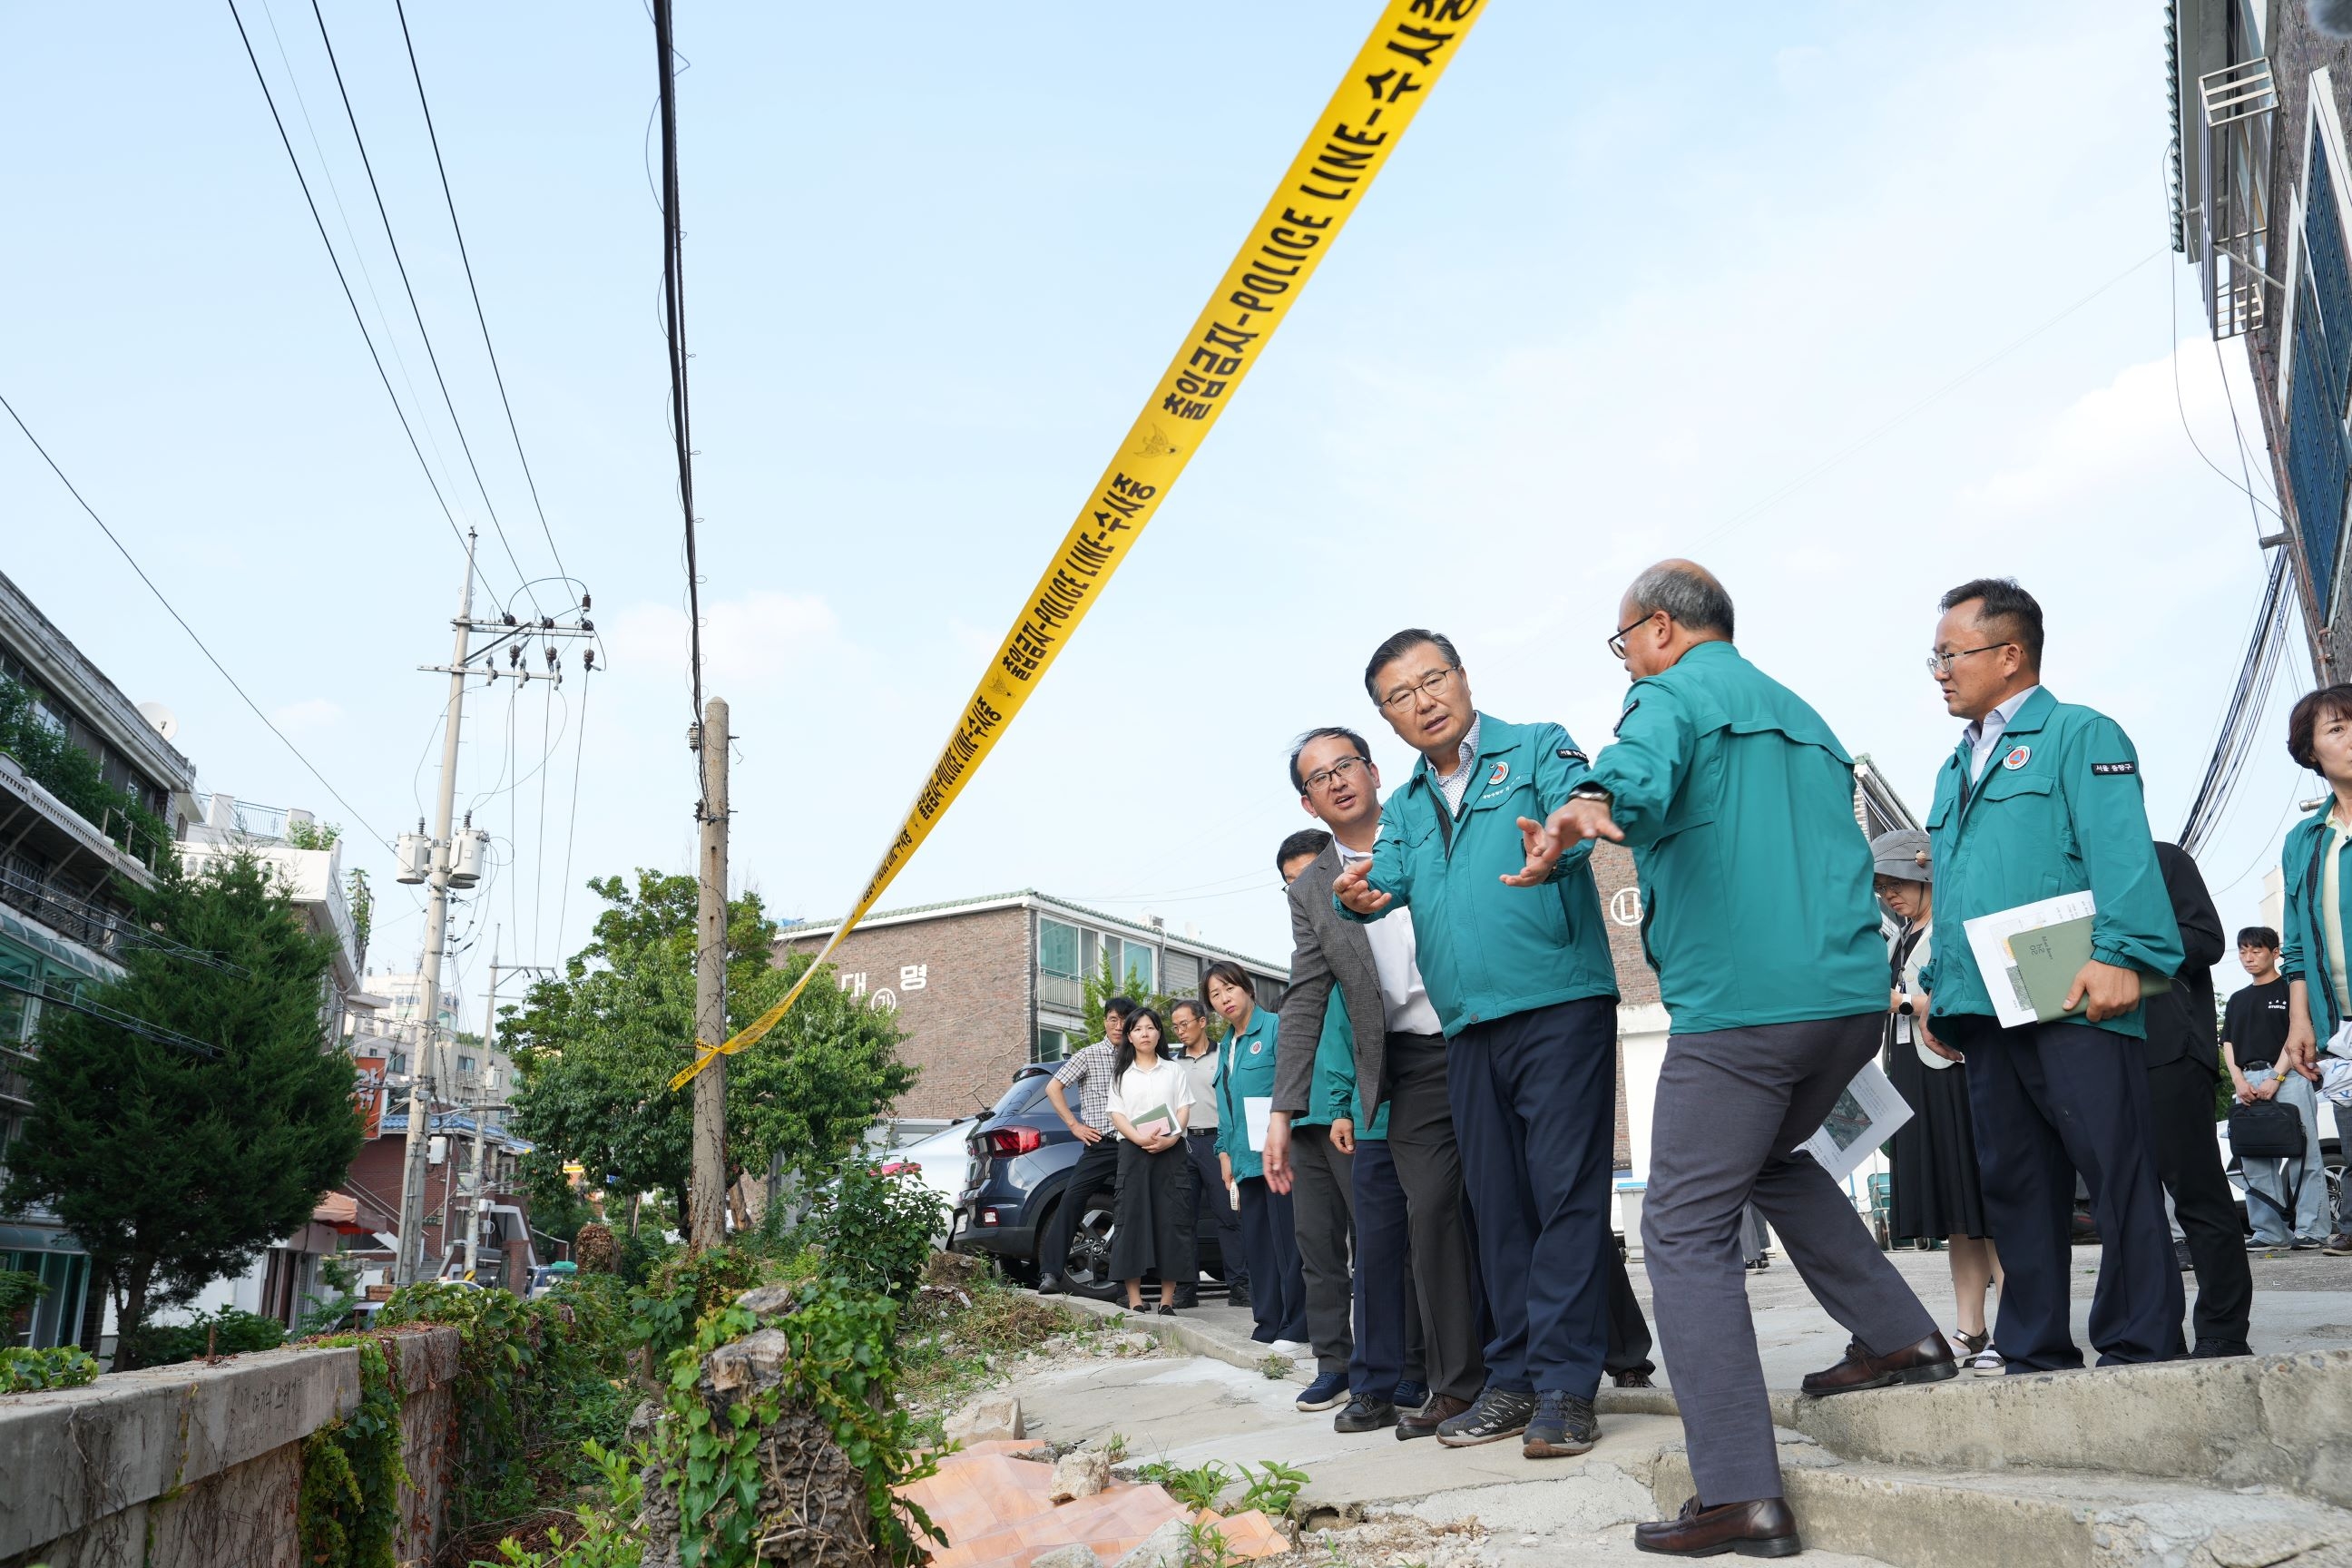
[1871,828,2004,1377]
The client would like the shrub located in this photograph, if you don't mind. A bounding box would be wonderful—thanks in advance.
[125,1306,288,1367]
[628,1247,763,1367]
[800,1158,943,1302]
[0,1345,99,1392]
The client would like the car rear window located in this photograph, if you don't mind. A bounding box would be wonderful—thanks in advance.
[985,1071,1048,1120]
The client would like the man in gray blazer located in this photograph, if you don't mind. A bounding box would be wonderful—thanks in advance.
[1266,727,1486,1438]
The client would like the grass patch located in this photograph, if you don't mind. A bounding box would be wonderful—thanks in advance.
[897,1254,1101,1433]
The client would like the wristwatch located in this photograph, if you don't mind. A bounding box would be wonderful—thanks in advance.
[1568,784,1612,803]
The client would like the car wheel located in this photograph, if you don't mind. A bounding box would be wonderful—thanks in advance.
[1062,1189,1122,1301]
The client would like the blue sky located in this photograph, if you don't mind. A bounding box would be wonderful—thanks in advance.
[0,1,2310,1000]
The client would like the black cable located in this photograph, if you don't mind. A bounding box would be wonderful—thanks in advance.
[2,391,397,851]
[554,671,591,963]
[653,0,707,750]
[223,0,482,583]
[304,0,544,622]
[0,976,219,1060]
[389,0,572,588]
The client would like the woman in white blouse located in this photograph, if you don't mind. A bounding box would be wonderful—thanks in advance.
[1107,1007,1200,1313]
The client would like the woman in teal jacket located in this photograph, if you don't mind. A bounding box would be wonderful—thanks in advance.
[2277,684,2352,1255]
[1209,961,1308,1348]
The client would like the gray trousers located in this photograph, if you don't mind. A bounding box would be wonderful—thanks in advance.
[1291,1122,1356,1373]
[1644,1012,1938,1505]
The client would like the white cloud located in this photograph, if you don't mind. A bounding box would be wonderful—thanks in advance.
[271,698,343,730]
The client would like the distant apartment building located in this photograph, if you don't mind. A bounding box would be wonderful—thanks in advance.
[0,567,195,1349]
[775,891,1291,1122]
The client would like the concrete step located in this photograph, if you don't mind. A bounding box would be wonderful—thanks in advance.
[1771,1349,2352,1508]
[1650,1434,2352,1568]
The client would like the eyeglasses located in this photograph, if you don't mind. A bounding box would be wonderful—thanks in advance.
[1608,610,1663,660]
[1377,665,1460,712]
[1302,755,1370,794]
[1924,642,2014,677]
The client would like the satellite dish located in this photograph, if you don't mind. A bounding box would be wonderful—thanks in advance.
[137,701,179,740]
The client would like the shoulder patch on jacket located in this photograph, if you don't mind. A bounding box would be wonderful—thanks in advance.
[1556,747,1588,765]
[1612,701,1640,737]
[2091,761,2136,776]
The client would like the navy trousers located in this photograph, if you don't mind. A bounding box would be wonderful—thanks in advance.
[1448,995,1618,1398]
[1183,1129,1245,1290]
[1947,1014,2183,1370]
[1236,1174,1308,1344]
[1348,1137,1425,1398]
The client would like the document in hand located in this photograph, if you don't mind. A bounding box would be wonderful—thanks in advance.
[1960,891,2171,1028]
[1244,1097,1272,1153]
[1128,1103,1177,1142]
[1800,1060,1914,1181]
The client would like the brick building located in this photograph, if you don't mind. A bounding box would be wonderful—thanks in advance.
[773,892,1290,1123]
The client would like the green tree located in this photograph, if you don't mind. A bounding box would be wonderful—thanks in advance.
[0,853,358,1367]
[1079,954,1217,1047]
[508,871,917,1220]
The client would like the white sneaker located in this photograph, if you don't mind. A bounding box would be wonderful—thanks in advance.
[1266,1338,1307,1357]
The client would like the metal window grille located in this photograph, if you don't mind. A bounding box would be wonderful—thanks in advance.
[2200,57,2278,338]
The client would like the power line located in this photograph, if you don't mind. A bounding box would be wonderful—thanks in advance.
[221,0,484,589]
[304,0,545,622]
[554,671,592,965]
[2,392,397,851]
[389,0,573,589]
[0,977,220,1060]
[652,0,707,740]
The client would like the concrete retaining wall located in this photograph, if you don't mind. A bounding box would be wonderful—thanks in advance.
[0,1327,460,1568]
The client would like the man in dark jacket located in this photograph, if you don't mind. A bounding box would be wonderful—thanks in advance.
[2146,842,2254,1357]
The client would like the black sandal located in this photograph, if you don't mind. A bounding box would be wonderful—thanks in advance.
[1157,1304,1178,1316]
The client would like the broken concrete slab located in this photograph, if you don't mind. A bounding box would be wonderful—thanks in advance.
[946,1394,1026,1445]
[1050,1449,1112,1503]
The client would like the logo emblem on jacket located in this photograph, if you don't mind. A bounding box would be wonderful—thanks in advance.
[1250,1042,1263,1054]
[1487,760,1509,785]
[2001,745,2031,771]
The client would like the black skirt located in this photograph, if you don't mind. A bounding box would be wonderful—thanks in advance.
[1885,1026,1991,1243]
[1109,1138,1198,1282]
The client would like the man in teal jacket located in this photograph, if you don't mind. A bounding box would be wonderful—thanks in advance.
[1914,577,2183,1377]
[1333,630,1621,1459]
[1513,563,1947,1559]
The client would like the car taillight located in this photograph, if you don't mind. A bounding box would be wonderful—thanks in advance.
[981,1126,1043,1157]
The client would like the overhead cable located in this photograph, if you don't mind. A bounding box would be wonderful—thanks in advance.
[652,0,707,740]
[389,0,573,588]
[221,0,484,587]
[2,391,396,850]
[304,0,545,621]
[2179,546,2294,855]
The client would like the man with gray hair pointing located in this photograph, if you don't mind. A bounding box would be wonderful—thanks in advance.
[1506,560,1948,1559]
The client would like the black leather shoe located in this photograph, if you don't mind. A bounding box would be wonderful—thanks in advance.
[1612,1367,1657,1389]
[1333,1395,1396,1434]
[1436,1387,1536,1447]
[1171,1289,1199,1309]
[2190,1338,2254,1358]
[1226,1279,1251,1308]
[1396,1393,1471,1441]
[1800,1331,1957,1396]
[1634,1495,1800,1558]
[1522,1390,1599,1458]
[1035,1276,1066,1296]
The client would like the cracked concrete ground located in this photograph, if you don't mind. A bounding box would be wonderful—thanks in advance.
[1006,1353,1896,1566]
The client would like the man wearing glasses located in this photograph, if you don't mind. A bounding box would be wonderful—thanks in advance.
[1510,561,1944,1558]
[1910,578,2183,1374]
[1267,726,1483,1438]
[1331,632,1622,1459]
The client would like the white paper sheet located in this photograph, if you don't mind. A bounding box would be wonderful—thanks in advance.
[1961,889,2099,1029]
[1244,1097,1272,1153]
[1800,1060,1915,1181]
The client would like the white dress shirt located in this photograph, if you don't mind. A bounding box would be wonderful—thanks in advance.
[1336,838,1446,1035]
[1965,685,2041,783]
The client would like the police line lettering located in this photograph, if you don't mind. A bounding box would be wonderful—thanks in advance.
[669,0,1489,1093]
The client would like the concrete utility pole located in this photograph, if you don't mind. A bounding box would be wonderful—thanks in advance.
[466,942,554,1281]
[690,696,730,1251]
[395,532,476,1287]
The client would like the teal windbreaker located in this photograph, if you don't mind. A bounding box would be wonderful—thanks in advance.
[1342,713,1618,1034]
[1917,687,2182,1040]
[1214,1004,1280,1181]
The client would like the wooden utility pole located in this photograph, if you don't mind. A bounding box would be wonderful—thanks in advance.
[690,697,730,1250]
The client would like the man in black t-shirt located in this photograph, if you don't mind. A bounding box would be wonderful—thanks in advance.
[2224,927,2322,1249]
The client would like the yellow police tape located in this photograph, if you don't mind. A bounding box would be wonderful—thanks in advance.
[671,0,1486,1093]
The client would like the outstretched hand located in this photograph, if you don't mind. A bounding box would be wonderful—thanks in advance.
[1333,856,1392,916]
[1500,799,1622,887]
